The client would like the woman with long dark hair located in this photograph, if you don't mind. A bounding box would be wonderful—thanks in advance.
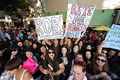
[39,48,65,80]
[60,45,71,80]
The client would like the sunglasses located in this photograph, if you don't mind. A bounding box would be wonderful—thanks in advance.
[48,52,55,54]
[102,52,107,54]
[75,59,86,70]
[96,58,106,62]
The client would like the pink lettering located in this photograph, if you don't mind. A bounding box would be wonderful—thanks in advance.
[70,4,76,14]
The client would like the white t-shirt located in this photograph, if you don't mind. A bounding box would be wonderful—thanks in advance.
[68,75,87,80]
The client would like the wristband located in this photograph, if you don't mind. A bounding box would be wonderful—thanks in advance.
[97,46,103,48]
[41,68,44,73]
[94,75,98,80]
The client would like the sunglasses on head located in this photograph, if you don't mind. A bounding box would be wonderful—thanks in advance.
[75,59,86,70]
[48,52,55,54]
[96,58,106,62]
[102,52,107,54]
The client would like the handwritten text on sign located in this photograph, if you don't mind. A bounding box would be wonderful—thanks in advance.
[65,4,95,38]
[103,24,120,50]
[34,15,64,40]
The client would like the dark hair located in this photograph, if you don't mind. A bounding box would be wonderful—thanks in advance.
[44,48,58,67]
[76,53,84,59]
[2,48,12,61]
[60,45,69,60]
[3,37,9,41]
[3,41,10,49]
[10,39,17,45]
[52,39,60,55]
[5,57,23,70]
[9,44,21,58]
[39,44,47,55]
[0,41,4,50]
[84,49,93,62]
[21,47,34,61]
[73,61,86,72]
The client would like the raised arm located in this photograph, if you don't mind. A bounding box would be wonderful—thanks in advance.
[96,40,106,54]
[43,39,52,46]
[64,37,68,45]
[60,38,64,46]
[74,38,81,44]
[52,62,65,76]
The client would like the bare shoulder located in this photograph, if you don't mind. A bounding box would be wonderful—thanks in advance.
[23,70,33,79]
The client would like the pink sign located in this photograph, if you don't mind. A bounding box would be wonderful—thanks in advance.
[22,57,38,73]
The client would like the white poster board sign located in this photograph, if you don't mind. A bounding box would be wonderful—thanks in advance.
[34,15,64,40]
[65,4,95,38]
[103,24,120,50]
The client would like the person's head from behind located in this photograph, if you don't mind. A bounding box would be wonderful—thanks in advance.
[72,59,86,80]
[75,53,84,61]
[5,57,23,77]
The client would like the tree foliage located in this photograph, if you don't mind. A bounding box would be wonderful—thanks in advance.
[0,0,29,15]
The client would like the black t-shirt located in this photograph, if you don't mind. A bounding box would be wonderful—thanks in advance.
[40,58,63,80]
[110,62,120,77]
[86,63,111,80]
[40,58,63,69]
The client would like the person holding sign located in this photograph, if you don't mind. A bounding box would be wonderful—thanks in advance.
[43,39,63,56]
[39,48,65,80]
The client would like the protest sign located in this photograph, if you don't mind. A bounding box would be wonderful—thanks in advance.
[103,24,120,50]
[65,4,95,38]
[34,15,64,40]
[22,57,38,73]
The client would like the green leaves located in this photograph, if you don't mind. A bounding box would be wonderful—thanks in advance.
[0,0,29,15]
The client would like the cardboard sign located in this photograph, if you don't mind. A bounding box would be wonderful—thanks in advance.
[65,4,95,38]
[34,15,64,40]
[103,24,120,50]
[22,57,38,73]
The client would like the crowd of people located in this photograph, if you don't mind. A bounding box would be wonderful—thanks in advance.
[0,25,120,80]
